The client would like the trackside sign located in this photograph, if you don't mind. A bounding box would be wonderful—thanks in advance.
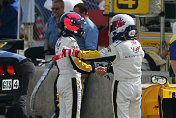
[104,0,149,14]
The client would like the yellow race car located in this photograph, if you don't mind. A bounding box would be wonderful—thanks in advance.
[142,75,176,118]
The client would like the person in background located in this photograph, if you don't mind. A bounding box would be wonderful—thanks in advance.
[43,0,64,55]
[0,0,23,53]
[169,34,176,83]
[73,3,98,51]
[24,0,64,65]
[61,14,144,118]
[0,50,35,118]
[0,0,23,38]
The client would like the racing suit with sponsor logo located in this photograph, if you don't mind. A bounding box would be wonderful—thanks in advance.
[55,36,94,118]
[73,39,144,118]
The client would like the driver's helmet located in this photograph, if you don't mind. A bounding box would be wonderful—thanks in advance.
[59,12,85,38]
[110,14,137,42]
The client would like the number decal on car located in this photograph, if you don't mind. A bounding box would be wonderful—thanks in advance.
[13,80,19,89]
[2,79,12,90]
[2,79,20,90]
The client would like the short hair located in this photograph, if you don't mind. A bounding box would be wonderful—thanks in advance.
[52,0,64,8]
[74,3,88,14]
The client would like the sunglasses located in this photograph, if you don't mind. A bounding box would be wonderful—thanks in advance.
[52,7,61,11]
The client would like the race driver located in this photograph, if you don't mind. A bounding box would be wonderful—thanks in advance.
[52,12,105,118]
[60,14,144,118]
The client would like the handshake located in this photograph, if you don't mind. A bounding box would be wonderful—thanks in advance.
[52,48,79,61]
[52,48,107,78]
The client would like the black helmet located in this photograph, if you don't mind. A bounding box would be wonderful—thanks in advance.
[59,12,85,38]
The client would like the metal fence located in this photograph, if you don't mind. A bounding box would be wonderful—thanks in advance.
[32,0,51,41]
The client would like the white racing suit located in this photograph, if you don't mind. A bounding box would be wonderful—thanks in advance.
[55,36,94,118]
[77,39,144,118]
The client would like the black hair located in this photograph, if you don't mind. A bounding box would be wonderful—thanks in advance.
[52,0,64,8]
[74,3,88,14]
